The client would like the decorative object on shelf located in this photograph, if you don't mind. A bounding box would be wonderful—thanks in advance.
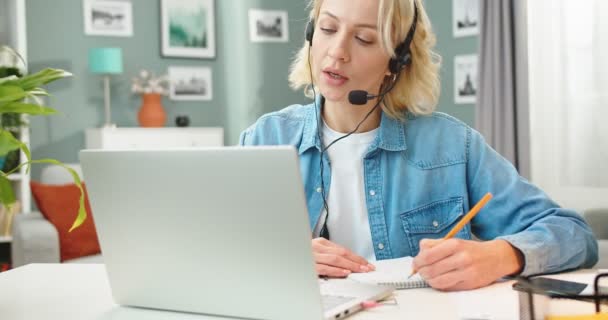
[454,54,478,104]
[175,115,190,127]
[161,0,216,59]
[168,66,212,101]
[132,69,169,127]
[83,0,133,37]
[137,93,166,127]
[89,47,123,128]
[248,9,289,43]
[453,0,479,37]
[0,45,86,231]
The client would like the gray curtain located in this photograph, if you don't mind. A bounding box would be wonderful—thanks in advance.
[476,0,530,178]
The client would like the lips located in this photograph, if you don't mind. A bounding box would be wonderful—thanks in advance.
[322,68,349,80]
[321,67,349,86]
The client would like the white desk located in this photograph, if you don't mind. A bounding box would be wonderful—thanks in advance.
[0,264,600,320]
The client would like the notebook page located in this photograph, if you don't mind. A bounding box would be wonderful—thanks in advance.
[347,256,428,289]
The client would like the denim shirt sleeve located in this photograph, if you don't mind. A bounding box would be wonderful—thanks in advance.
[466,128,598,276]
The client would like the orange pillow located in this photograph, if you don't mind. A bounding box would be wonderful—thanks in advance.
[30,182,101,262]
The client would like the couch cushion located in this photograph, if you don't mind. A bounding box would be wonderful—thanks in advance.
[30,181,101,262]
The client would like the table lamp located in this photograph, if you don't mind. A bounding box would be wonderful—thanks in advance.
[89,47,123,128]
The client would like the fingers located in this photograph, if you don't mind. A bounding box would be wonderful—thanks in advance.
[315,263,352,278]
[312,238,373,267]
[419,238,442,250]
[424,268,468,291]
[314,252,371,273]
[414,238,461,270]
[417,250,464,280]
[311,238,375,276]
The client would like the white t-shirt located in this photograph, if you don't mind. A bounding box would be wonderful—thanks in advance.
[313,122,379,261]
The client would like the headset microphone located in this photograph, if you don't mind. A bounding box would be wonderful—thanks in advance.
[348,90,372,106]
[347,73,401,105]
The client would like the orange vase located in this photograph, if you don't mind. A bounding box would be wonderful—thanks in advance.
[137,93,166,127]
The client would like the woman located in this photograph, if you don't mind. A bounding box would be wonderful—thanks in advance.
[239,0,598,291]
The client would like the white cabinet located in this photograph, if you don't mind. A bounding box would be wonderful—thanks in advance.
[85,127,224,149]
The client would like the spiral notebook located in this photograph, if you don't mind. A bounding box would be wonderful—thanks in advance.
[348,256,429,289]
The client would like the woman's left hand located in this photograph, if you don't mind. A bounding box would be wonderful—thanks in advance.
[412,238,524,291]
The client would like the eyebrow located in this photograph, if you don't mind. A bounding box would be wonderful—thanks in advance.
[319,11,377,30]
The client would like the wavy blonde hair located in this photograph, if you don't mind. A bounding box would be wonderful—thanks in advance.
[288,0,441,118]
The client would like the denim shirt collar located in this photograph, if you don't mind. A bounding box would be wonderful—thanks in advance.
[298,95,408,155]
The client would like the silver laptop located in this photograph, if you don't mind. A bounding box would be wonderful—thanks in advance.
[80,146,393,320]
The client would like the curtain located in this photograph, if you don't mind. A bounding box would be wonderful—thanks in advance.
[528,0,608,188]
[476,0,530,178]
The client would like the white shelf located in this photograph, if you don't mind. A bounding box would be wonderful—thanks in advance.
[0,236,12,243]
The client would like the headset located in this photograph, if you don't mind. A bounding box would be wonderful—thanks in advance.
[306,1,418,77]
[306,1,419,239]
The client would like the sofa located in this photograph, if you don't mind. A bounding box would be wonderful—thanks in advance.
[11,163,103,267]
[582,208,608,269]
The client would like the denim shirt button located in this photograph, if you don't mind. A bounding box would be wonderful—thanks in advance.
[377,243,385,250]
[316,187,322,193]
[369,190,376,196]
[432,220,439,228]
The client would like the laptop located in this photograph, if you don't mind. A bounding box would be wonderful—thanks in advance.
[80,146,394,320]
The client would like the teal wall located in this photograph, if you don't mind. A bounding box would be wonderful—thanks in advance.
[24,0,476,179]
[25,0,308,179]
[425,0,478,126]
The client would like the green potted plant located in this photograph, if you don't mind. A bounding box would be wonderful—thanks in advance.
[0,75,25,174]
[0,45,86,231]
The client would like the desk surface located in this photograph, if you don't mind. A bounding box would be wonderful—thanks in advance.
[0,264,599,320]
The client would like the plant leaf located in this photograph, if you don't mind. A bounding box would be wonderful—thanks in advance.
[29,88,50,96]
[4,68,72,91]
[0,102,58,115]
[0,129,22,157]
[3,158,86,231]
[0,173,16,207]
[0,85,26,103]
[0,75,19,85]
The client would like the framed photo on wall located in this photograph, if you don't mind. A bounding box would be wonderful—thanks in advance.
[454,54,478,104]
[168,66,213,101]
[161,0,216,59]
[248,9,289,43]
[83,0,133,37]
[453,0,479,37]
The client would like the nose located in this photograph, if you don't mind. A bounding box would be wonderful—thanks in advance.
[327,31,350,63]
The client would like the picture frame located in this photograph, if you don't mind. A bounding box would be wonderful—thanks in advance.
[168,66,213,101]
[161,0,216,59]
[248,9,289,43]
[83,0,133,37]
[453,0,479,38]
[454,54,478,104]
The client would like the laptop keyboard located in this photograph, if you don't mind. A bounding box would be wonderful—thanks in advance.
[321,294,357,311]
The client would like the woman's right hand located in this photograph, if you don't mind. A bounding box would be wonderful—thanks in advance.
[312,237,376,277]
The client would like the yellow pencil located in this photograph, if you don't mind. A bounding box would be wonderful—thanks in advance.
[408,192,493,279]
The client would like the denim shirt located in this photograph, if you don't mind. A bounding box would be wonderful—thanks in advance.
[239,99,598,276]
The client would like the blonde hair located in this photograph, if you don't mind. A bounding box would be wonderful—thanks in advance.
[288,0,441,118]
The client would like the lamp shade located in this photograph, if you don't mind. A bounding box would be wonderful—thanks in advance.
[88,47,123,74]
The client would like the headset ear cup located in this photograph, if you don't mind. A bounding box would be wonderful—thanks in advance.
[305,20,315,46]
[388,49,412,75]
[402,51,412,66]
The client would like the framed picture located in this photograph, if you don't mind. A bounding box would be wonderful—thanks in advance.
[454,54,478,104]
[248,9,289,43]
[453,0,479,37]
[83,0,133,37]
[161,0,216,59]
[168,66,212,101]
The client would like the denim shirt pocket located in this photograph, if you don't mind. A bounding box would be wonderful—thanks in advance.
[400,197,471,254]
